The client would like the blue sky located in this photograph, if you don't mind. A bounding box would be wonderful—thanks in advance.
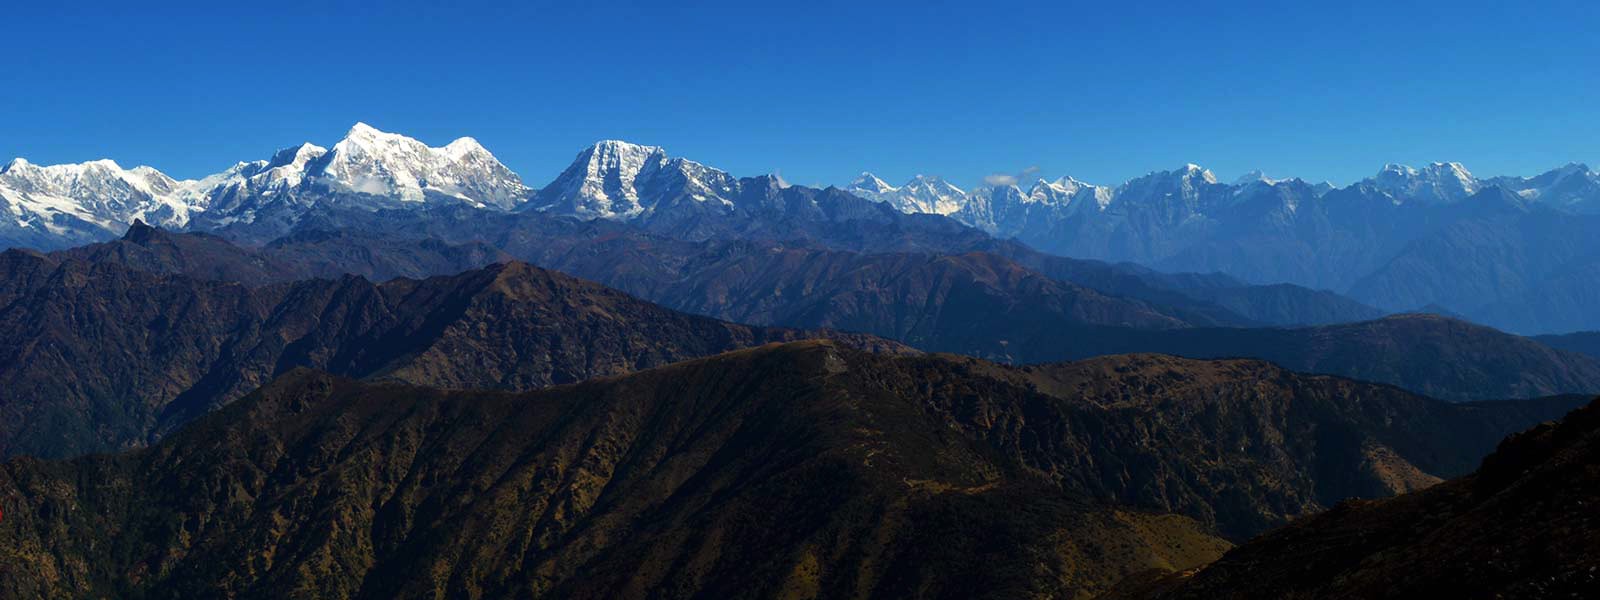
[3,0,1597,189]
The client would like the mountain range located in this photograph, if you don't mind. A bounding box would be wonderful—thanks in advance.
[0,124,525,246]
[73,216,1370,332]
[0,342,1586,598]
[8,124,1599,333]
[0,124,984,255]
[0,247,901,458]
[254,202,1385,329]
[38,221,1600,403]
[849,163,1600,334]
[6,122,1600,597]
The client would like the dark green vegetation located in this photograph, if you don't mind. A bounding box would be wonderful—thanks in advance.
[1123,396,1600,599]
[0,250,898,458]
[1344,191,1600,334]
[0,342,1583,599]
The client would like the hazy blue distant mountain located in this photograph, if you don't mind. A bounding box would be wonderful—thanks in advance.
[1534,330,1600,360]
[1343,189,1600,333]
[845,162,1600,333]
[240,204,1381,329]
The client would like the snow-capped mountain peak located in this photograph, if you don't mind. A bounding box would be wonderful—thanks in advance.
[581,140,668,191]
[1233,169,1280,186]
[271,143,327,167]
[1427,161,1476,187]
[175,124,527,232]
[1117,163,1218,188]
[442,136,490,160]
[550,140,667,217]
[1368,161,1479,204]
[2,157,32,173]
[1018,176,1111,215]
[338,122,402,148]
[0,156,200,239]
[253,143,328,190]
[1180,163,1219,184]
[1483,162,1600,213]
[529,140,738,219]
[308,122,527,208]
[591,139,662,154]
[849,172,895,195]
[1033,175,1093,195]
[318,123,447,201]
[879,174,968,215]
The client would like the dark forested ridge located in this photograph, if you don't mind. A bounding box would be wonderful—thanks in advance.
[0,250,900,458]
[1117,396,1600,600]
[37,223,1600,403]
[0,342,1583,599]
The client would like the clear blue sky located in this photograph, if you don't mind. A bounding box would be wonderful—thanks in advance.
[3,0,1597,189]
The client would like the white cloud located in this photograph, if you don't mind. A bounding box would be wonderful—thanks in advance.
[983,173,1017,187]
[983,165,1040,187]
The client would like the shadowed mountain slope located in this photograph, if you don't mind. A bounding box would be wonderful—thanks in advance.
[1535,330,1600,360]
[0,343,1584,599]
[1056,314,1600,402]
[54,220,514,284]
[45,223,1221,360]
[531,242,1201,361]
[247,206,1382,329]
[37,224,1600,402]
[1126,396,1600,599]
[70,220,1388,346]
[975,239,1385,327]
[0,252,898,458]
